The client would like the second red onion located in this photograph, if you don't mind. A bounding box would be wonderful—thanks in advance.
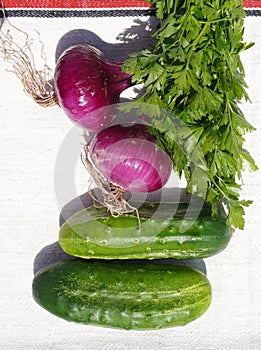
[88,123,172,193]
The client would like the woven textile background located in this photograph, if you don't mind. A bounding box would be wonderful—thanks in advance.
[0,1,261,350]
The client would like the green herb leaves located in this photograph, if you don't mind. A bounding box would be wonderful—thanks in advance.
[123,0,257,229]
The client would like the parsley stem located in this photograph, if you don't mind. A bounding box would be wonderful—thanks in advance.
[199,17,231,24]
[185,22,209,70]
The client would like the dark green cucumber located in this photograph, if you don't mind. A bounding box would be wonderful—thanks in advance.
[32,259,212,330]
[59,201,232,259]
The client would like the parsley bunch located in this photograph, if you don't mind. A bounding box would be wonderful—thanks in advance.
[123,0,258,229]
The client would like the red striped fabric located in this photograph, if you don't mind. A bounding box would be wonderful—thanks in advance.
[3,1,150,8]
[244,0,261,7]
[3,0,261,9]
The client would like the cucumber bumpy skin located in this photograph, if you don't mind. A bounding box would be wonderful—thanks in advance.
[32,259,212,330]
[59,201,232,260]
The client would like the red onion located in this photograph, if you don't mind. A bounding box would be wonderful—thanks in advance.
[87,123,172,193]
[54,45,132,131]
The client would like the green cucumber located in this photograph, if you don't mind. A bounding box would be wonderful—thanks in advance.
[59,201,232,259]
[32,259,212,330]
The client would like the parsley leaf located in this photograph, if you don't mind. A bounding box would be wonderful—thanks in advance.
[123,0,257,229]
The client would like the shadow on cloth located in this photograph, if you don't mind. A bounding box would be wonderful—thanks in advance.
[55,17,159,61]
[33,242,207,277]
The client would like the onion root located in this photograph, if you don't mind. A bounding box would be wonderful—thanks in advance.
[81,144,141,232]
[0,3,56,107]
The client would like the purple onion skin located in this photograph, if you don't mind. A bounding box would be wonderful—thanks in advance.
[54,45,132,131]
[89,123,173,192]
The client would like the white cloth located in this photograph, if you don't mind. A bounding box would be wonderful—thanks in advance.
[0,14,261,350]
